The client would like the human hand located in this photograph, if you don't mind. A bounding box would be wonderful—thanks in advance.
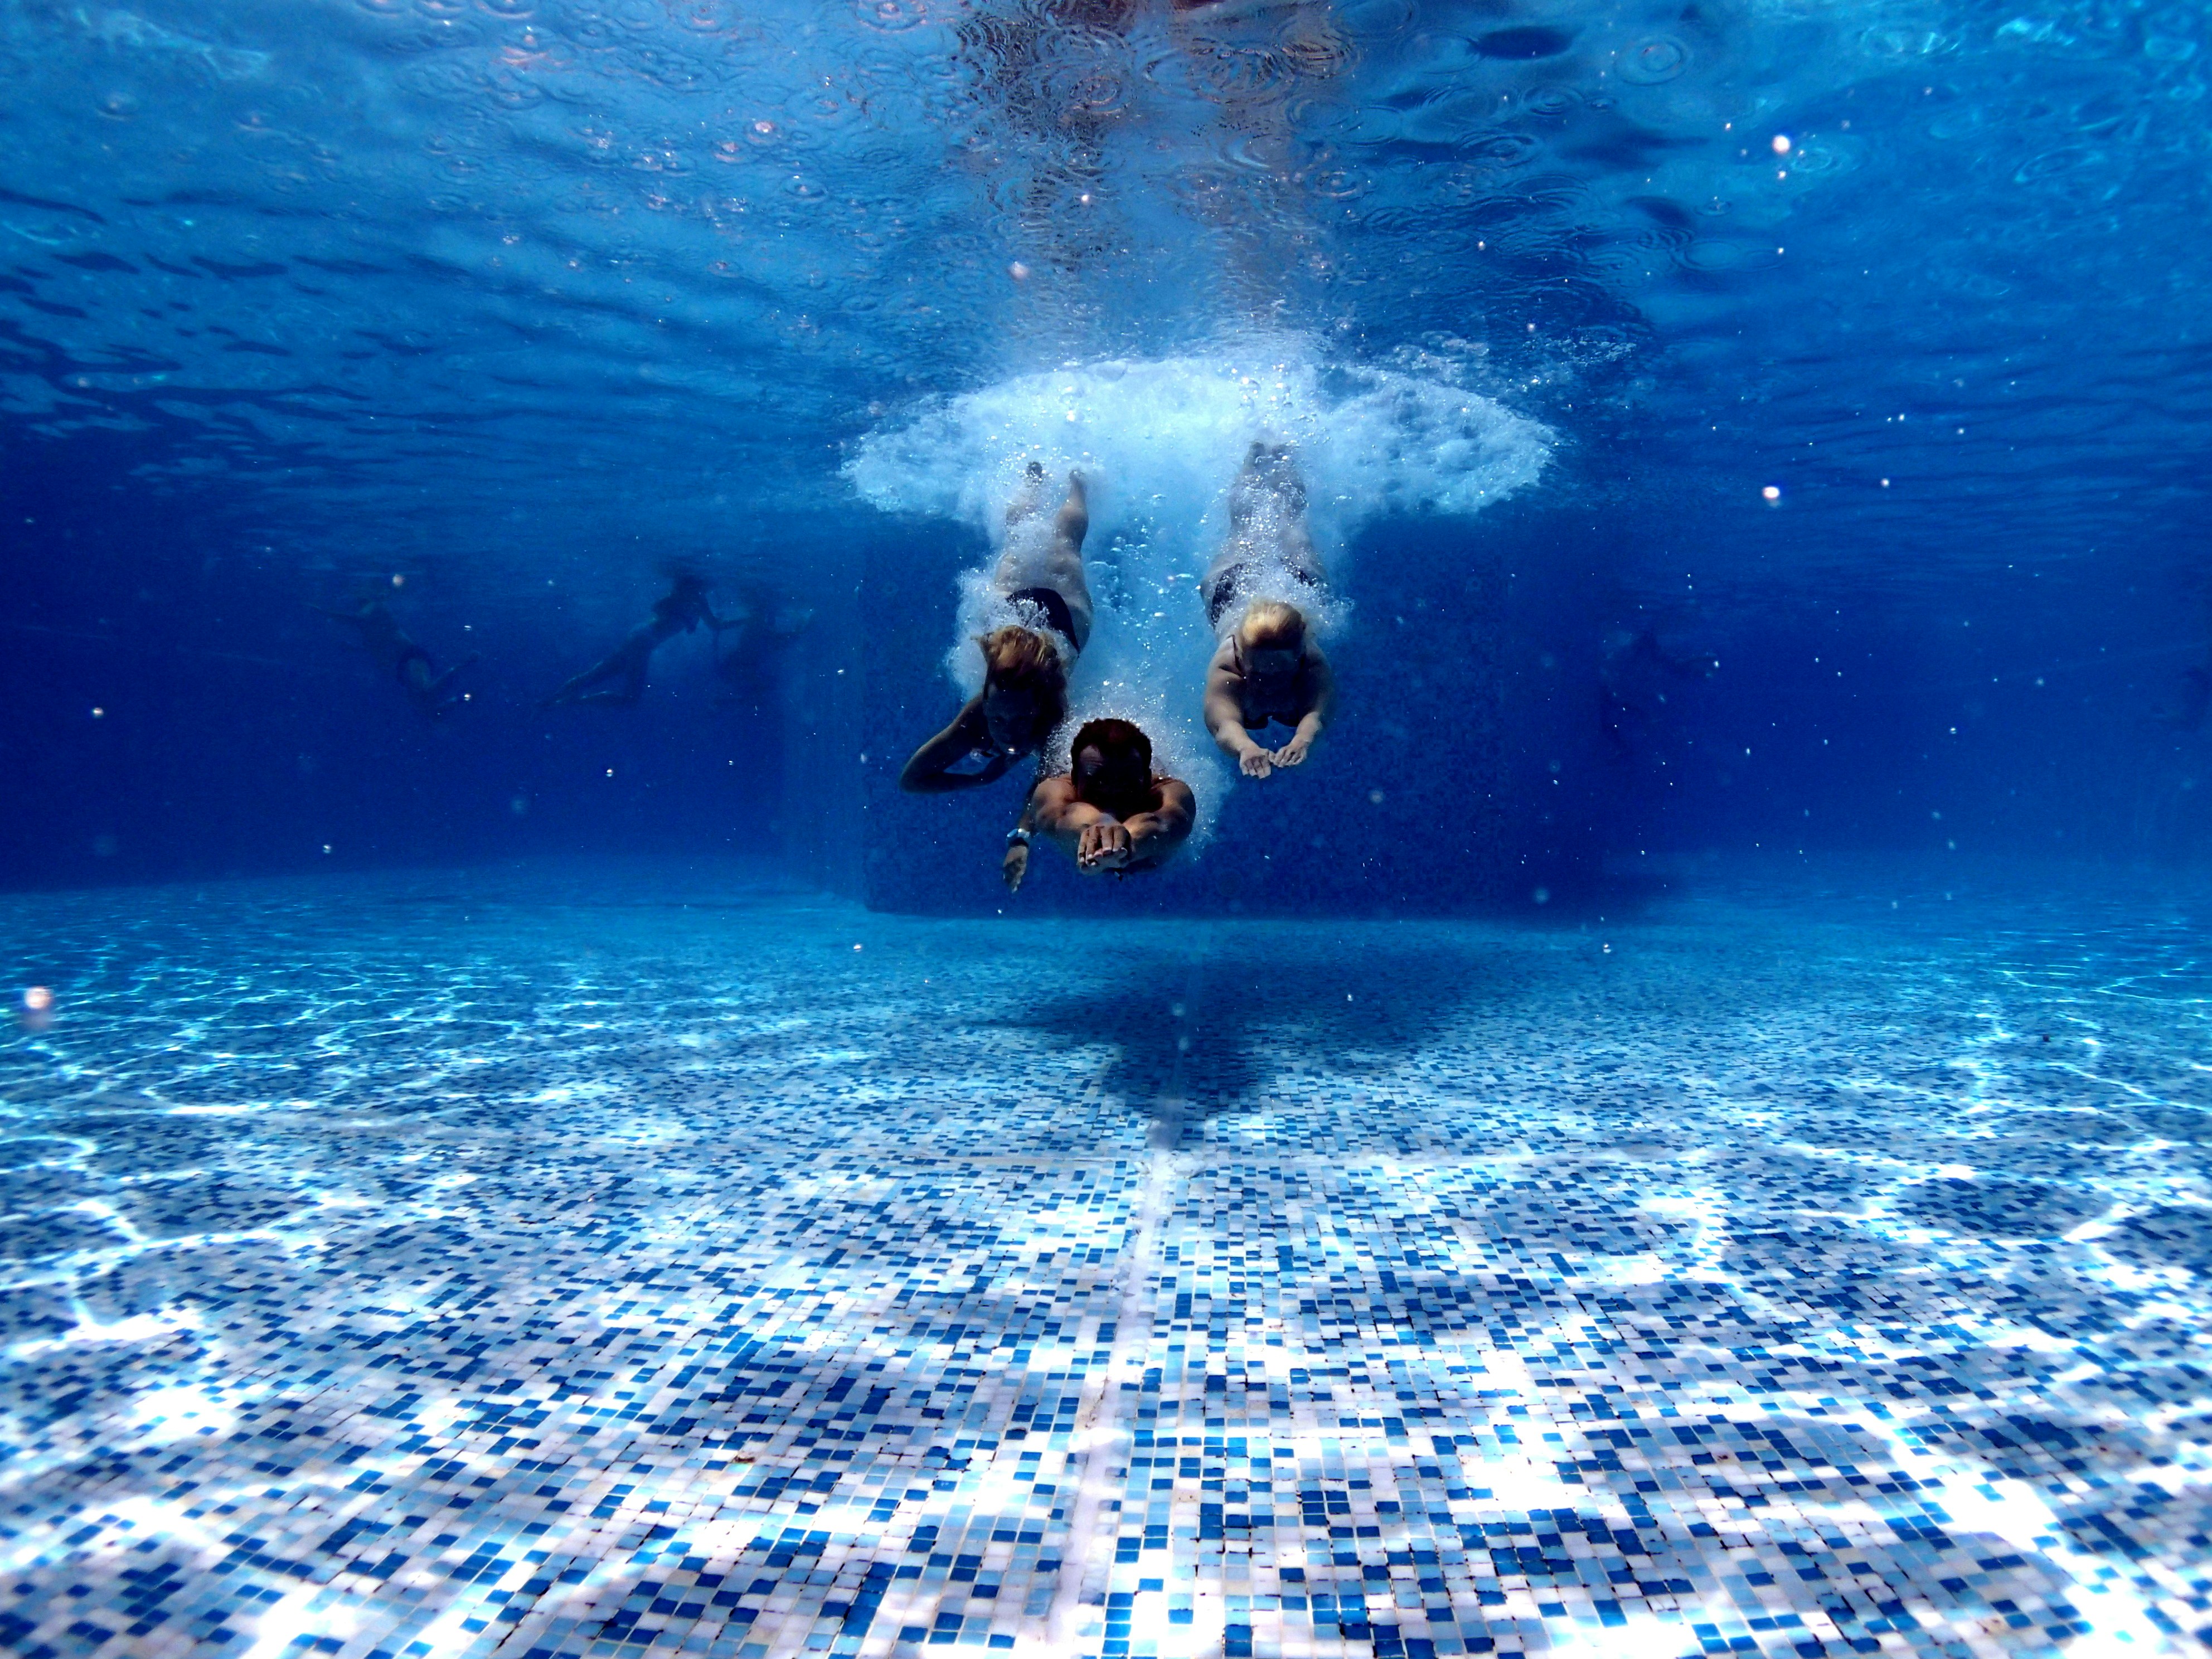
[1274,733,1311,768]
[1077,822,1133,872]
[1002,842,1030,893]
[1239,746,1274,779]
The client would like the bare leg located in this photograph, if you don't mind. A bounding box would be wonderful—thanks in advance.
[544,648,634,708]
[993,467,1094,652]
[416,654,479,715]
[571,651,649,707]
[1207,444,1325,611]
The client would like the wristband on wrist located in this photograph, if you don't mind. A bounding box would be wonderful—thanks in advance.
[1006,828,1031,847]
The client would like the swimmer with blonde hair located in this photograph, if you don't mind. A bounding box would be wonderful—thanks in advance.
[1200,444,1336,779]
[900,465,1094,793]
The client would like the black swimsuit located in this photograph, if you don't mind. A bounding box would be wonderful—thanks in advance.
[1205,564,1319,632]
[1006,584,1078,643]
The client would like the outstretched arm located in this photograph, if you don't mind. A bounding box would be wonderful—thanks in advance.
[1204,642,1275,778]
[1120,779,1195,867]
[899,697,1010,793]
[1002,788,1040,892]
[1035,775,1195,873]
[1274,644,1336,768]
[1031,774,1119,874]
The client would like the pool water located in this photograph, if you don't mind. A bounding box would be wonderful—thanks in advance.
[4,858,2209,1657]
[9,0,2212,1652]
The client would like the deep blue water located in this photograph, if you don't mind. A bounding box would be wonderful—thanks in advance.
[7,3,2212,1658]
[4,0,2209,896]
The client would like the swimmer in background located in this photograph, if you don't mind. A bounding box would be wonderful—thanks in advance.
[311,592,478,718]
[542,566,727,709]
[1201,443,1336,779]
[714,584,814,713]
[900,464,1093,792]
[1018,717,1195,879]
[1599,627,1718,758]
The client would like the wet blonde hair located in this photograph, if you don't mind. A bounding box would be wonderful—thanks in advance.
[1239,600,1306,652]
[977,626,1068,742]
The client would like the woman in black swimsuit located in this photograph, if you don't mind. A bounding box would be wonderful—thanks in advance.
[1199,444,1336,779]
[542,568,727,709]
[899,465,1094,794]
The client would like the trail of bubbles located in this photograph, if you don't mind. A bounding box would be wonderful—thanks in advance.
[847,341,1551,843]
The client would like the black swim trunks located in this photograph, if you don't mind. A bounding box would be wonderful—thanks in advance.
[1006,584,1078,643]
[1204,564,1320,632]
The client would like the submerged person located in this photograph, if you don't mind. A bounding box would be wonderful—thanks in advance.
[1200,443,1336,779]
[1015,717,1195,880]
[900,464,1094,792]
[542,567,727,709]
[713,584,814,713]
[1599,627,1718,758]
[311,593,478,718]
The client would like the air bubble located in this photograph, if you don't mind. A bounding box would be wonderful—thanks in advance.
[1617,35,1689,84]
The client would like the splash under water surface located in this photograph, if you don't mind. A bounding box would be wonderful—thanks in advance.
[848,347,1551,828]
[9,0,2212,1657]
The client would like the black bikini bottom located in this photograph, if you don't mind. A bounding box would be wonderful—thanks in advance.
[1006,584,1077,644]
[1205,564,1320,632]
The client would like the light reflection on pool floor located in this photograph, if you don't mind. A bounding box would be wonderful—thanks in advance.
[2,860,2210,1659]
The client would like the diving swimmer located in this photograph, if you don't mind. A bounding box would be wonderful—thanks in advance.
[1200,443,1336,779]
[900,465,1094,792]
[311,594,478,718]
[542,568,727,709]
[1017,717,1195,879]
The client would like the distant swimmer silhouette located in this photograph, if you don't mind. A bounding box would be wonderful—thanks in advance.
[2150,664,2212,734]
[713,584,813,713]
[1016,717,1195,881]
[311,593,478,719]
[542,567,727,709]
[1599,626,1717,758]
[1201,443,1336,779]
[900,464,1094,793]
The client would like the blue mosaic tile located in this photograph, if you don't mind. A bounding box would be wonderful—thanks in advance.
[0,865,2208,1657]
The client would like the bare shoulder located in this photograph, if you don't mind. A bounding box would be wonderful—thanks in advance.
[1155,777,1197,821]
[1030,773,1078,811]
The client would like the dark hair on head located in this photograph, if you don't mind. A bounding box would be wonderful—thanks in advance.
[1070,717,1152,777]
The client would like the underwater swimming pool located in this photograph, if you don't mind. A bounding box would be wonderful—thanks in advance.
[9,0,2212,1655]
[4,858,2211,1657]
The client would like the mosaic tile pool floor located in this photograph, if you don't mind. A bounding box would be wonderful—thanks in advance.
[4,858,2212,1659]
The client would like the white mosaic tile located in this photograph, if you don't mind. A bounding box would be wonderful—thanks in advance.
[0,866,2209,1659]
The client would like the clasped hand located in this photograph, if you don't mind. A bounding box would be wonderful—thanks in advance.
[1076,821,1134,872]
[1239,733,1310,779]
